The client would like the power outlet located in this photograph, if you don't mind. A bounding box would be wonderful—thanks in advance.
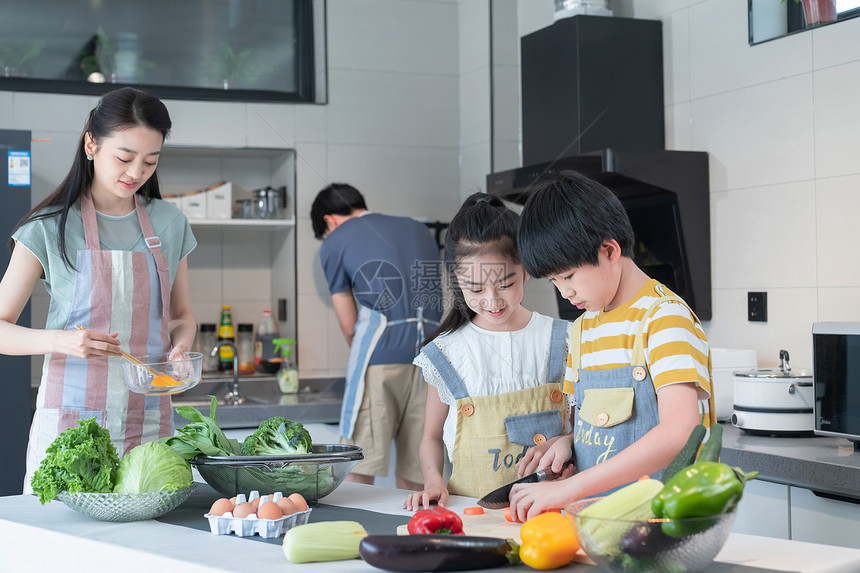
[748,292,767,322]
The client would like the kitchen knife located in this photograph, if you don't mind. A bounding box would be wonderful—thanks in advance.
[476,467,564,509]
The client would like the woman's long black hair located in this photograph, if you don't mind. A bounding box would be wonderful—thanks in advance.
[10,87,172,268]
[423,192,521,345]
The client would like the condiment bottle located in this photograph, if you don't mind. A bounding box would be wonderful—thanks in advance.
[218,305,235,372]
[197,323,218,372]
[236,323,255,375]
[254,310,280,373]
[273,338,298,393]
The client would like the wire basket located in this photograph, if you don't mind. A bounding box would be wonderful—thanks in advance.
[190,444,363,501]
[57,485,196,522]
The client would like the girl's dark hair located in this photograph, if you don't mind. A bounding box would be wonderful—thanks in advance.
[10,87,171,267]
[310,183,368,239]
[424,192,520,344]
[518,169,634,278]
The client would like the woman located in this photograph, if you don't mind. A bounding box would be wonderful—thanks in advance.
[0,87,197,492]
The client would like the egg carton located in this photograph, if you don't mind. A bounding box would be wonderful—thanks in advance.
[204,491,312,539]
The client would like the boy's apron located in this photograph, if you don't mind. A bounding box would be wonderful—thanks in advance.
[339,304,437,439]
[422,318,569,499]
[23,192,173,493]
[566,294,713,491]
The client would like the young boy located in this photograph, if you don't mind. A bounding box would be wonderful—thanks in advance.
[510,169,715,521]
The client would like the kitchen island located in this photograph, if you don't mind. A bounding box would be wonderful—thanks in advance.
[2,481,860,573]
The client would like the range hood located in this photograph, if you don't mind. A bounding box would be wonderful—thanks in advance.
[487,15,711,321]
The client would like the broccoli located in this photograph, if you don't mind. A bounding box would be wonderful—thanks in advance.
[241,417,313,456]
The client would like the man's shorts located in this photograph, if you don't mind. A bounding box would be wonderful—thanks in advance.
[340,363,425,484]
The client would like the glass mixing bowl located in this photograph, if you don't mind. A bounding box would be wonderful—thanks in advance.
[121,352,203,395]
[567,496,736,573]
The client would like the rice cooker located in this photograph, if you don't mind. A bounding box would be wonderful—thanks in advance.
[731,349,814,436]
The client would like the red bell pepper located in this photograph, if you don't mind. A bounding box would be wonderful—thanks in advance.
[407,506,465,535]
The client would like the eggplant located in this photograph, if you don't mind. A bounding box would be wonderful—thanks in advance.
[619,523,682,558]
[359,534,520,572]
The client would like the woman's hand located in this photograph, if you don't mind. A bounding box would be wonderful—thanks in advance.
[56,328,121,359]
[517,434,574,476]
[168,343,190,361]
[403,482,449,512]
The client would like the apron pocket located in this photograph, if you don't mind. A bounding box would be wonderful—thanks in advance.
[504,410,564,447]
[465,433,529,496]
[578,387,634,428]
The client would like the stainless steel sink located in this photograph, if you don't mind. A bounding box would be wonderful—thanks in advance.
[170,374,344,429]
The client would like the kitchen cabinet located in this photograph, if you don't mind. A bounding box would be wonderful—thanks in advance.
[157,145,298,340]
[732,479,790,539]
[790,486,860,550]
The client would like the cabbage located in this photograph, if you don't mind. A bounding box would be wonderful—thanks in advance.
[114,441,193,493]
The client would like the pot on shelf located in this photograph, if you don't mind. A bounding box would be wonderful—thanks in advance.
[731,349,814,436]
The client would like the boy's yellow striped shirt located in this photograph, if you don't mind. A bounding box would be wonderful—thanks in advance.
[564,280,715,426]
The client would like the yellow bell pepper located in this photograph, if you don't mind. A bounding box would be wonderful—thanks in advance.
[519,511,580,570]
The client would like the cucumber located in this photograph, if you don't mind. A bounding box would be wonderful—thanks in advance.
[661,424,706,484]
[697,422,723,463]
[358,535,520,572]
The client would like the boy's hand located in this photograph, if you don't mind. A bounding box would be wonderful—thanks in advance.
[517,434,574,477]
[509,480,573,522]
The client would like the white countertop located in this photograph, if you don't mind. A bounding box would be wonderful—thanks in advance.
[2,482,860,573]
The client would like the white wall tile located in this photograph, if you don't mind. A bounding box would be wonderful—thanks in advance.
[294,143,328,221]
[296,218,330,297]
[517,0,555,38]
[460,0,491,74]
[706,287,818,369]
[295,103,327,144]
[460,67,491,147]
[812,15,860,70]
[665,101,692,151]
[492,139,521,173]
[688,0,812,100]
[812,60,860,179]
[328,0,458,75]
[165,100,247,147]
[246,103,295,149]
[297,293,332,372]
[663,7,691,105]
[327,144,460,222]
[460,141,491,198]
[11,92,90,132]
[691,75,814,191]
[491,0,520,67]
[711,181,816,289]
[29,131,80,204]
[816,173,860,287]
[326,70,458,147]
[818,288,860,323]
[629,0,690,20]
[492,64,520,142]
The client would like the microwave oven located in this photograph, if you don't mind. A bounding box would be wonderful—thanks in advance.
[812,322,860,447]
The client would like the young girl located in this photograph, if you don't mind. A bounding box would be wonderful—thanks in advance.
[0,87,197,492]
[403,193,570,511]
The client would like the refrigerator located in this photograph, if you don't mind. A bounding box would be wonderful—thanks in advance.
[1,129,32,495]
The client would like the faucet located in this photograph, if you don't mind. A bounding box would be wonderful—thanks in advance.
[209,341,243,405]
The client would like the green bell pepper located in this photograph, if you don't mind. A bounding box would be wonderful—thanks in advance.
[652,461,758,538]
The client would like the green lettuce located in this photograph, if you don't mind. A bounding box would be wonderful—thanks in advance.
[30,417,119,504]
[114,441,193,493]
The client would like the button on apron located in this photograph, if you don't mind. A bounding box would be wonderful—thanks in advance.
[632,366,648,381]
[596,412,610,426]
[550,390,563,403]
[533,433,547,444]
[461,403,475,417]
